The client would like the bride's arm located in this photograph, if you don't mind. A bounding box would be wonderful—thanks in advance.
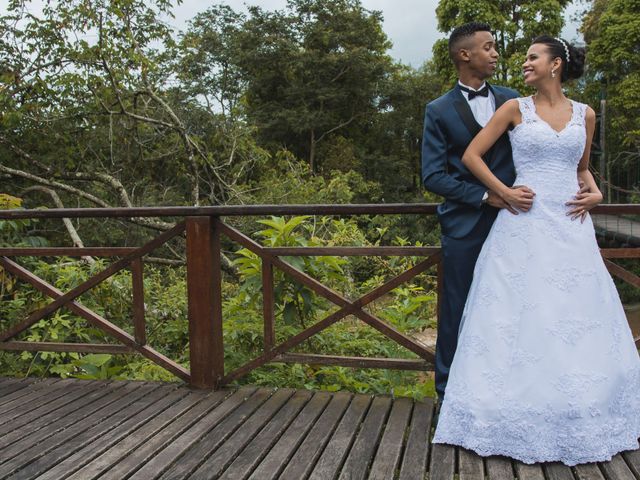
[462,99,535,212]
[566,107,602,222]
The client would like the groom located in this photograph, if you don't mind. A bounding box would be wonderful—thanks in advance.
[421,22,528,404]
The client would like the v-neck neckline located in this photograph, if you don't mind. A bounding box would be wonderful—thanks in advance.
[530,96,575,135]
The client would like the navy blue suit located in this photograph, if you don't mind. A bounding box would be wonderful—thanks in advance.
[421,83,519,400]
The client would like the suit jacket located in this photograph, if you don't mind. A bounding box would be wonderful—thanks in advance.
[421,83,519,239]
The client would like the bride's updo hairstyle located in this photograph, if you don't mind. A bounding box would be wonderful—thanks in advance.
[531,35,586,82]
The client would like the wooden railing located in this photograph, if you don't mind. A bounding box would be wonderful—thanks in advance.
[0,204,639,390]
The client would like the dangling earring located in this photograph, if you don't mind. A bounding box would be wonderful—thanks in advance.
[551,69,557,78]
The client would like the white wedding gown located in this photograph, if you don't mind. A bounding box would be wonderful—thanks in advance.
[432,96,640,465]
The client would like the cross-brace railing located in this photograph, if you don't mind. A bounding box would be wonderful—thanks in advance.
[0,204,638,389]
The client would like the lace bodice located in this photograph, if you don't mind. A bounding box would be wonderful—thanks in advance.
[508,96,588,208]
[509,96,587,173]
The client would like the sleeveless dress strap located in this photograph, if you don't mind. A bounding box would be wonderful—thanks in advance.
[570,101,588,127]
[516,96,536,123]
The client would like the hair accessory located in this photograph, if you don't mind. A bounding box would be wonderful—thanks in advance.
[555,38,570,64]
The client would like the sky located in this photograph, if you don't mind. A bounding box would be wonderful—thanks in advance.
[1,0,584,68]
[166,0,585,67]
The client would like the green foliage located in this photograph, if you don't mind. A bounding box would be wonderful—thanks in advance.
[584,0,640,149]
[0,214,437,399]
[432,0,571,91]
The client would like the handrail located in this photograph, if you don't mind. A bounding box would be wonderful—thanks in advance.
[0,203,636,219]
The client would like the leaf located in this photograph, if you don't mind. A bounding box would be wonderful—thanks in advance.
[283,302,297,325]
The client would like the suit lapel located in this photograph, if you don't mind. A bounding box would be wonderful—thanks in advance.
[452,85,481,138]
[489,83,507,110]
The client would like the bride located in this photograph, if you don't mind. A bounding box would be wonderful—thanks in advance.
[432,36,640,465]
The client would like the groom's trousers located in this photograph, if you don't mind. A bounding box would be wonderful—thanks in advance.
[435,213,495,401]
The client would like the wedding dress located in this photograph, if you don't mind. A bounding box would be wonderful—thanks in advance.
[432,96,640,465]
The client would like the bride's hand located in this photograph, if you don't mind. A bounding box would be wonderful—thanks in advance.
[565,190,603,223]
[501,185,535,213]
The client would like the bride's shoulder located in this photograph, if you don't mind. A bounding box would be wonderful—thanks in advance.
[499,98,525,113]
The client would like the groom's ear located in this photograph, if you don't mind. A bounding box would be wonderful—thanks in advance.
[458,48,471,64]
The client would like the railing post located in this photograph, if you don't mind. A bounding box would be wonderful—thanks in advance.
[186,216,224,389]
[131,258,146,345]
[262,258,275,352]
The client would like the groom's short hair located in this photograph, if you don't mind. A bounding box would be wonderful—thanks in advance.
[449,22,492,63]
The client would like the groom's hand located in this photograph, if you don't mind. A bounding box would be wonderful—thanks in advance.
[486,190,518,215]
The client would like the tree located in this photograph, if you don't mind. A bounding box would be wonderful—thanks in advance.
[432,0,572,91]
[234,0,395,172]
[0,0,269,217]
[583,0,640,149]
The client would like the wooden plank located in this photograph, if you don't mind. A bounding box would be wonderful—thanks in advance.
[98,388,235,480]
[0,382,138,461]
[398,398,434,480]
[600,248,640,259]
[67,389,212,480]
[0,203,440,220]
[266,246,440,256]
[219,389,314,480]
[622,448,640,478]
[368,397,413,480]
[2,202,639,221]
[429,443,456,480]
[189,388,297,480]
[485,456,514,480]
[0,382,158,478]
[0,377,60,412]
[158,387,275,480]
[337,396,393,480]
[574,463,606,480]
[274,353,431,370]
[459,448,485,480]
[544,462,576,480]
[0,379,89,428]
[514,462,545,480]
[0,378,62,414]
[262,258,275,351]
[127,386,257,480]
[131,258,146,345]
[600,454,636,480]
[0,381,121,450]
[0,247,138,256]
[308,394,372,480]
[35,385,188,480]
[186,216,222,389]
[248,390,333,480]
[0,341,134,354]
[0,377,37,399]
[10,383,173,479]
[604,259,640,289]
[277,392,352,479]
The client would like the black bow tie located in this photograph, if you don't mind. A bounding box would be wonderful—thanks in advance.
[460,84,490,100]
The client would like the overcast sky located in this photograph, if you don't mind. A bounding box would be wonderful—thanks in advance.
[166,0,585,67]
[2,0,584,67]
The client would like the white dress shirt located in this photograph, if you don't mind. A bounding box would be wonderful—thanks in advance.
[458,80,496,127]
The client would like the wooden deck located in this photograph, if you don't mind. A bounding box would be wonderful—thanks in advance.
[1,377,639,480]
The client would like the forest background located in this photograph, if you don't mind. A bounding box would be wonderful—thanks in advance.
[0,0,637,398]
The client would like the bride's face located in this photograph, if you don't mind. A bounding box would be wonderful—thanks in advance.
[522,43,562,86]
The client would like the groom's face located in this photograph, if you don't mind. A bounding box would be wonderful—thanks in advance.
[460,31,499,79]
